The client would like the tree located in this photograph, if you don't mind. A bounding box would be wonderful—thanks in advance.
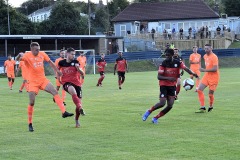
[0,0,35,35]
[18,0,55,15]
[36,0,84,35]
[108,0,129,20]
[92,7,110,33]
[223,0,240,16]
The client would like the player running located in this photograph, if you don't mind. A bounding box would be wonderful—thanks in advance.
[58,48,84,128]
[114,51,128,90]
[173,48,184,100]
[54,49,66,105]
[4,55,16,90]
[142,49,198,124]
[77,51,87,85]
[17,55,28,92]
[96,53,107,87]
[16,42,74,132]
[189,46,201,91]
[195,44,220,113]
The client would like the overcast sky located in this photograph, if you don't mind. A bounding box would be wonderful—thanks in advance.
[8,0,106,7]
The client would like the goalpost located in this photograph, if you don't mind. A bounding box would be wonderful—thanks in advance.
[44,49,96,76]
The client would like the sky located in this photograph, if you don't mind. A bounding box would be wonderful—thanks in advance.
[8,0,106,8]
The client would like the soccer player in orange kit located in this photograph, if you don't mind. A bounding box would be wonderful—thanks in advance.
[16,42,74,132]
[195,44,220,113]
[189,46,201,91]
[4,55,16,90]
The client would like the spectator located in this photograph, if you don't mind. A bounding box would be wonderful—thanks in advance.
[179,28,183,39]
[208,26,212,38]
[188,27,192,39]
[216,26,221,36]
[151,28,156,40]
[193,27,196,39]
[163,29,168,40]
[206,26,209,38]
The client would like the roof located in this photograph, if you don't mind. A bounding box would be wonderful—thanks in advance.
[29,5,53,16]
[112,0,219,22]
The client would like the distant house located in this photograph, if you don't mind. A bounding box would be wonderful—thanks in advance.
[28,6,53,22]
[112,1,240,37]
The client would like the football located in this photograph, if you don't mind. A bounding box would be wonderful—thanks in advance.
[182,78,194,90]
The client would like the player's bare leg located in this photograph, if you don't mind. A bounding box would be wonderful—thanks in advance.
[196,83,207,113]
[44,82,73,118]
[66,85,82,128]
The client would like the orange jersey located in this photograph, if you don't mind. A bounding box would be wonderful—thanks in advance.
[18,61,28,79]
[21,51,50,82]
[4,60,16,73]
[55,57,64,77]
[55,57,64,68]
[189,53,201,70]
[203,52,220,80]
[77,56,87,72]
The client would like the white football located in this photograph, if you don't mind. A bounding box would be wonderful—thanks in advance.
[182,78,194,90]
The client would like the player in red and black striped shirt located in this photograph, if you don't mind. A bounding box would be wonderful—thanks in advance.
[58,48,85,128]
[96,53,107,87]
[142,49,198,124]
[114,51,128,90]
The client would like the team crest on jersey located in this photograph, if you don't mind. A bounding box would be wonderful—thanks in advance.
[71,63,74,66]
[174,64,178,67]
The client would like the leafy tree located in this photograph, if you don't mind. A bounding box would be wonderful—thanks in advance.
[0,0,35,34]
[92,7,110,33]
[223,0,240,16]
[108,0,129,20]
[18,0,54,15]
[36,0,85,35]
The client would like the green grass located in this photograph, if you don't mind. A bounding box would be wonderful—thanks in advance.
[228,41,240,48]
[0,68,240,160]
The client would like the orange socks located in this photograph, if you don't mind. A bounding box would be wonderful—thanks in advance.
[54,95,66,113]
[197,90,205,107]
[62,90,66,102]
[28,105,34,124]
[209,94,214,107]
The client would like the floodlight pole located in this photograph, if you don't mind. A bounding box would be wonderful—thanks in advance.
[7,0,11,35]
[88,0,91,35]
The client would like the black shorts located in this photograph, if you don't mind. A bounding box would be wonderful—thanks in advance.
[63,82,82,98]
[117,71,125,77]
[159,86,176,98]
[99,71,105,76]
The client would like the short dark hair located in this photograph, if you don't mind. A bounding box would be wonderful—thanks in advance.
[205,44,211,47]
[30,42,40,48]
[66,47,75,53]
[165,49,174,56]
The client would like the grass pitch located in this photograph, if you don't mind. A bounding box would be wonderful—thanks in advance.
[0,68,239,160]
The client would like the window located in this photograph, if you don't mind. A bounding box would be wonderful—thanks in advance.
[184,22,189,31]
[165,23,171,30]
[41,15,43,21]
[37,16,39,22]
[190,22,195,28]
[120,25,126,37]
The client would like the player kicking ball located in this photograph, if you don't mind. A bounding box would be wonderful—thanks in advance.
[58,48,85,128]
[142,49,198,124]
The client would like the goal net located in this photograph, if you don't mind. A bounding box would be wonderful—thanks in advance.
[44,49,96,76]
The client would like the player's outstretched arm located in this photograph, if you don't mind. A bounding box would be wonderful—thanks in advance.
[16,52,24,61]
[48,60,62,77]
[200,65,218,72]
[184,67,198,78]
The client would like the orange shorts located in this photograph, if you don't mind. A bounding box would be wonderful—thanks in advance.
[55,78,61,87]
[7,72,15,78]
[201,75,219,91]
[28,78,50,94]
